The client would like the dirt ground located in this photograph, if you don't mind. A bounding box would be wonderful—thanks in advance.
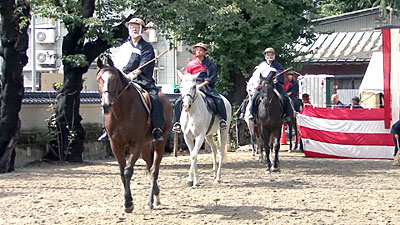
[1,144,400,225]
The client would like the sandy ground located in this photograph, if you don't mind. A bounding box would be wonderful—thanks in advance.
[1,145,400,225]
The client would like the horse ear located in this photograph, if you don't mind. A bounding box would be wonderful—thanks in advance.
[97,57,104,68]
[192,71,201,80]
[177,70,184,80]
[107,57,115,68]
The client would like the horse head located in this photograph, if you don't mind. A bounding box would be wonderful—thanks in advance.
[259,72,275,102]
[178,70,200,111]
[96,57,128,114]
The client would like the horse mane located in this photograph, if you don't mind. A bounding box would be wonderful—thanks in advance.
[100,65,130,87]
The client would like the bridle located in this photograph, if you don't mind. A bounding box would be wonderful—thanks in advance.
[98,68,133,106]
[182,85,198,109]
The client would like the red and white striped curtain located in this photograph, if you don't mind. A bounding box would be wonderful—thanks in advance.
[298,105,394,159]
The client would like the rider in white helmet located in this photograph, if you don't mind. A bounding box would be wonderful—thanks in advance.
[248,47,293,122]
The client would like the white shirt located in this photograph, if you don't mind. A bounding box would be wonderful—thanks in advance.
[246,61,277,95]
[113,41,141,72]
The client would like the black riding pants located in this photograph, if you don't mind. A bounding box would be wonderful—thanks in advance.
[133,76,165,129]
[173,96,183,124]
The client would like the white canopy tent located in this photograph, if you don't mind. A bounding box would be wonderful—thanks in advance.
[359,52,384,95]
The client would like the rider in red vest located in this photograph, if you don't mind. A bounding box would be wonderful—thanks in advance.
[172,43,227,132]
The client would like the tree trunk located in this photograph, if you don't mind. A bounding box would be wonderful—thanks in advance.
[43,15,129,161]
[227,70,248,104]
[0,0,30,173]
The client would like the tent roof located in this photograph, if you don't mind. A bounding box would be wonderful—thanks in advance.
[294,31,382,63]
[359,52,383,94]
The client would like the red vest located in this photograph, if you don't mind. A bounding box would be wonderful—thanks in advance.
[185,59,206,75]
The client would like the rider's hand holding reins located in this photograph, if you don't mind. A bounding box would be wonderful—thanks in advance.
[126,69,141,81]
[197,80,210,89]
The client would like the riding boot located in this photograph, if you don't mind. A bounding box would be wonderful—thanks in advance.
[152,128,164,141]
[283,96,294,123]
[98,129,109,141]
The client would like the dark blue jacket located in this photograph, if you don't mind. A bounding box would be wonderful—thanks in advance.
[391,120,400,135]
[196,57,217,88]
[122,38,155,82]
[262,60,284,84]
[286,80,299,98]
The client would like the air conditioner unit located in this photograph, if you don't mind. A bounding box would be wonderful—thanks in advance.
[35,28,56,43]
[36,50,56,65]
[148,29,157,43]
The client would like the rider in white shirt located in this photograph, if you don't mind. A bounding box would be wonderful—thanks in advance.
[247,47,293,122]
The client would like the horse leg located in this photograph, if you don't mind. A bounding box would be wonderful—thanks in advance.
[294,124,299,150]
[258,136,265,163]
[261,131,272,174]
[250,133,256,156]
[190,135,206,187]
[272,131,281,172]
[110,141,131,212]
[205,135,218,181]
[123,146,141,212]
[145,140,165,209]
[288,124,293,152]
[214,129,228,183]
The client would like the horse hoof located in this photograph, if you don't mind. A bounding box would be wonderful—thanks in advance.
[145,204,154,210]
[214,179,221,184]
[124,204,134,213]
[186,181,194,187]
[192,182,200,188]
[266,170,271,174]
[155,195,161,205]
[272,167,281,172]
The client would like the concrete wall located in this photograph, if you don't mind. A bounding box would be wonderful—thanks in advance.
[20,103,102,132]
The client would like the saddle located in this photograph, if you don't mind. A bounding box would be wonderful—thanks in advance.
[132,82,152,114]
[199,92,218,115]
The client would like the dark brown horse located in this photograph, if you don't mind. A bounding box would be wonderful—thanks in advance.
[256,76,283,174]
[96,58,172,212]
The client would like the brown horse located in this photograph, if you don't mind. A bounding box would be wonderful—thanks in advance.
[96,58,172,212]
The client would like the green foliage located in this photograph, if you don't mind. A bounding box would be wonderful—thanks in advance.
[314,0,400,17]
[31,0,133,68]
[63,54,89,67]
[136,0,314,95]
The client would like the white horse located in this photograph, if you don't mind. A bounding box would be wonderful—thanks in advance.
[178,72,232,187]
[244,97,258,157]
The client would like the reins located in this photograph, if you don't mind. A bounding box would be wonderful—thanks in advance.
[110,81,133,105]
[99,68,133,106]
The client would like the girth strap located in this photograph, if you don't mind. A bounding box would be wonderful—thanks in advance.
[132,82,151,115]
[206,115,216,135]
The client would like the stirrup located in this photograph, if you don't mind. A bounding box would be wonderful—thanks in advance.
[172,122,181,133]
[219,120,227,130]
[152,128,164,141]
[283,115,291,123]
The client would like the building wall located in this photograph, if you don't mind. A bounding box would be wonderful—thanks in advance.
[315,14,382,32]
[20,104,102,132]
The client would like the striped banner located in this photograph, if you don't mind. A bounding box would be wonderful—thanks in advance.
[298,105,394,159]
